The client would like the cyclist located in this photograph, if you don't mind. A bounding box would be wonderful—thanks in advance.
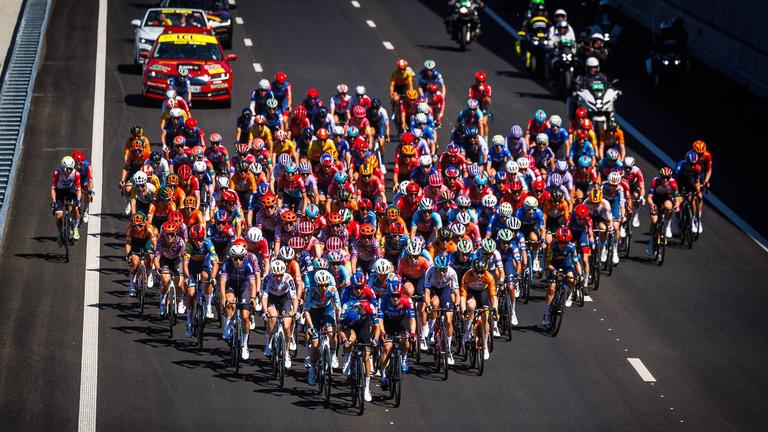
[543,227,583,325]
[397,240,431,349]
[350,223,382,273]
[460,258,497,361]
[219,242,259,360]
[586,188,614,265]
[121,138,151,215]
[498,228,522,326]
[674,151,702,234]
[71,150,94,225]
[599,118,625,161]
[646,167,680,256]
[378,277,416,390]
[154,221,186,317]
[411,198,442,243]
[367,98,391,160]
[125,213,158,296]
[124,125,151,166]
[250,79,275,116]
[515,196,546,272]
[417,59,446,97]
[330,83,352,124]
[51,156,83,243]
[468,71,492,139]
[423,255,458,365]
[261,260,297,368]
[338,274,378,402]
[601,172,626,264]
[304,269,341,385]
[271,71,292,120]
[691,140,712,232]
[183,224,220,336]
[389,58,415,117]
[623,156,646,228]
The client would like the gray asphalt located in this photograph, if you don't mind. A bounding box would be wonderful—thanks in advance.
[1,0,767,431]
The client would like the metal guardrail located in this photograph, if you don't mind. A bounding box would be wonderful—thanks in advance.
[0,0,52,239]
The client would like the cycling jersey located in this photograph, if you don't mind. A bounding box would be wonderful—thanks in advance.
[262,273,296,297]
[423,266,459,291]
[51,168,81,191]
[417,68,445,92]
[546,242,578,271]
[154,234,185,259]
[460,270,496,298]
[390,68,415,89]
[377,294,415,320]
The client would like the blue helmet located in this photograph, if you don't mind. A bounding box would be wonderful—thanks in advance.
[344,305,362,322]
[214,209,229,223]
[534,109,547,123]
[468,126,479,137]
[475,173,489,186]
[685,150,699,164]
[305,203,320,218]
[387,276,403,295]
[351,271,366,286]
[434,255,450,270]
[256,182,270,196]
[347,126,359,138]
[334,171,348,183]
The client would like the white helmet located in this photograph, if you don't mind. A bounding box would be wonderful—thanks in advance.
[491,135,506,146]
[417,103,430,114]
[258,79,270,90]
[499,202,513,217]
[423,59,436,70]
[608,171,623,185]
[374,258,392,274]
[165,89,177,99]
[419,155,432,167]
[270,259,286,275]
[249,162,263,175]
[549,115,562,127]
[246,227,263,243]
[591,33,605,41]
[624,156,636,167]
[414,113,428,124]
[405,240,423,256]
[216,175,230,189]
[412,128,423,138]
[279,245,295,261]
[535,133,549,145]
[399,180,411,195]
[355,85,366,95]
[336,83,348,93]
[585,57,600,68]
[450,222,466,236]
[314,269,333,285]
[524,196,539,209]
[507,216,522,230]
[517,157,530,170]
[61,156,76,170]
[229,243,247,257]
[132,171,147,186]
[169,108,183,118]
[332,125,345,136]
[481,194,498,208]
[193,160,207,174]
[506,160,519,174]
[456,210,471,225]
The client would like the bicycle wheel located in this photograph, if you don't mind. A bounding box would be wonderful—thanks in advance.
[683,208,693,250]
[356,354,365,414]
[591,252,601,291]
[278,333,286,388]
[505,293,513,342]
[196,300,205,350]
[62,212,70,263]
[167,285,176,338]
[138,265,146,317]
[476,334,485,376]
[323,346,332,402]
[487,312,495,354]
[607,234,614,276]
[551,287,566,337]
[440,328,449,381]
[624,219,633,258]
[233,319,241,374]
[468,333,477,368]
[414,320,421,364]
[392,352,402,407]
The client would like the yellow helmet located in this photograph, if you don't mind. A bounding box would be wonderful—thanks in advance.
[589,188,603,203]
[406,89,419,100]
[359,163,374,176]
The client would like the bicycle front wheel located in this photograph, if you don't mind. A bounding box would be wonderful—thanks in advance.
[278,334,286,388]
[323,347,332,402]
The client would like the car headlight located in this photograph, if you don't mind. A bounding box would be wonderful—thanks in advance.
[139,38,154,45]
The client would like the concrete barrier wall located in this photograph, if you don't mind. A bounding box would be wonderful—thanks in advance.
[613,0,768,99]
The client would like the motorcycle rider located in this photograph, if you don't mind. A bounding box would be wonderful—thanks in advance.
[579,33,610,65]
[646,17,688,77]
[547,9,575,41]
[446,0,484,35]
[545,20,576,81]
[573,57,611,93]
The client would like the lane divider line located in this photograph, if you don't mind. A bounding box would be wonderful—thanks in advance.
[627,358,657,382]
[253,63,263,73]
[366,19,376,28]
[382,41,394,50]
[78,0,106,430]
[243,38,252,47]
[351,1,360,7]
[235,17,243,25]
[484,5,768,253]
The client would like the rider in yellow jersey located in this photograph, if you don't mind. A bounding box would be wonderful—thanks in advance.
[389,58,414,116]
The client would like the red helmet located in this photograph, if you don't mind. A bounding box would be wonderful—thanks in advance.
[293,105,307,118]
[428,173,443,187]
[357,198,372,210]
[575,129,589,140]
[316,128,329,140]
[307,88,319,98]
[389,221,406,234]
[574,204,589,219]
[275,71,287,83]
[173,135,186,147]
[427,82,439,92]
[72,150,86,164]
[327,212,343,225]
[532,179,546,191]
[326,236,344,251]
[375,201,387,215]
[185,117,198,129]
[261,193,277,207]
[168,210,184,226]
[352,105,366,118]
[406,182,420,194]
[580,118,593,130]
[236,143,251,154]
[298,221,315,235]
[475,70,487,82]
[221,189,238,203]
[447,143,460,156]
[190,224,206,240]
[354,136,368,151]
[161,222,178,234]
[509,180,524,191]
[396,59,408,70]
[575,107,588,119]
[209,133,223,144]
[401,132,415,145]
[360,223,375,236]
[556,226,572,242]
[659,166,674,178]
[288,236,306,250]
[177,164,192,180]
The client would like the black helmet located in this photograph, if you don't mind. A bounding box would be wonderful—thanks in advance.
[241,107,253,118]
[301,127,314,141]
[130,125,143,136]
[318,106,329,117]
[472,258,487,273]
[149,151,162,163]
[371,97,382,109]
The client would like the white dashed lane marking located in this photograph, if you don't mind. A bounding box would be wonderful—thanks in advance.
[243,38,253,47]
[627,358,657,382]
[366,19,376,28]
[235,17,243,24]
[252,63,263,73]
[382,41,394,50]
[351,1,361,7]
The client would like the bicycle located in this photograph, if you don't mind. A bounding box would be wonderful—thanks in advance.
[603,226,616,276]
[410,294,424,365]
[519,252,533,304]
[618,210,633,258]
[163,278,177,338]
[678,191,695,250]
[315,325,335,404]
[133,253,150,317]
[430,307,453,380]
[383,334,408,407]
[652,210,668,266]
[545,270,569,337]
[226,298,250,375]
[497,280,515,342]
[348,342,371,415]
[589,235,602,291]
[266,312,293,389]
[464,306,492,376]
[60,198,77,262]
[188,276,213,350]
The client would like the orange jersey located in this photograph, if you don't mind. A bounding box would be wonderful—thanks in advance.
[231,171,257,193]
[124,135,151,160]
[397,256,431,279]
[542,199,571,221]
[182,209,206,228]
[149,200,176,219]
[460,270,496,298]
[126,223,157,241]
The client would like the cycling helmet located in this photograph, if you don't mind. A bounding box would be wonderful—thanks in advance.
[417,103,430,114]
[132,171,147,186]
[419,198,434,211]
[578,155,592,168]
[71,150,86,165]
[580,118,593,131]
[246,227,263,243]
[297,221,314,235]
[456,211,471,225]
[388,221,406,235]
[313,257,330,271]
[575,107,588,119]
[279,245,295,261]
[131,125,144,136]
[450,222,466,236]
[387,276,403,296]
[327,249,344,263]
[185,118,199,129]
[141,164,154,177]
[481,194,498,208]
[298,161,311,175]
[270,259,287,275]
[532,179,546,191]
[506,160,520,174]
[131,213,146,226]
[214,209,230,224]
[685,150,699,164]
[489,135,505,147]
[337,188,352,201]
[456,195,471,208]
[177,164,192,180]
[400,145,417,157]
[445,166,460,179]
[221,189,238,204]
[434,255,450,270]
[192,160,207,174]
[360,223,376,237]
[189,224,206,240]
[419,155,432,167]
[623,156,635,168]
[396,58,408,69]
[258,79,270,90]
[255,182,270,197]
[659,167,673,178]
[414,113,428,124]
[457,239,473,254]
[373,259,392,275]
[428,173,443,187]
[353,105,366,118]
[169,108,183,119]
[313,270,332,286]
[589,188,603,203]
[534,109,547,123]
[468,163,481,177]
[427,82,439,93]
[692,140,707,153]
[556,226,572,242]
[472,258,487,273]
[509,180,524,192]
[510,125,524,139]
[517,157,530,170]
[606,148,620,161]
[608,171,622,185]
[280,210,297,223]
[159,186,174,200]
[149,151,162,163]
[507,216,522,230]
[61,156,76,170]
[351,271,366,287]
[498,229,513,242]
[524,196,539,209]
[474,70,487,82]
[551,189,565,201]
[499,202,513,217]
[574,204,589,219]
[555,160,569,173]
[405,241,423,256]
[535,133,549,145]
[161,221,178,234]
[475,173,489,186]
[467,98,479,109]
[406,89,419,100]
[359,163,374,176]
[335,83,348,94]
[549,115,563,127]
[585,57,600,68]
[481,238,497,254]
[261,193,277,207]
[266,98,279,109]
[316,128,329,140]
[183,195,197,209]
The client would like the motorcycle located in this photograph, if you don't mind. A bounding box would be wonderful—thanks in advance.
[549,39,577,97]
[649,40,688,92]
[447,0,482,51]
[587,2,622,53]
[523,30,550,77]
[573,80,621,141]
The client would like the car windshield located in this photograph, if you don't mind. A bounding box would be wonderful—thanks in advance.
[144,10,207,28]
[153,41,222,60]
[163,0,228,9]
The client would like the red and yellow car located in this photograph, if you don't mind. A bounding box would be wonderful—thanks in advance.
[142,30,236,105]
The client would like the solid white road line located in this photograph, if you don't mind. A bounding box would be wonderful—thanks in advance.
[351,1,361,7]
[483,5,768,254]
[78,0,106,430]
[253,63,263,73]
[235,17,243,25]
[382,41,394,50]
[243,38,253,47]
[366,20,376,28]
[627,358,657,382]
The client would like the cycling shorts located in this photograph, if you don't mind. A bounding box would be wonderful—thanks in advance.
[159,256,182,275]
[342,318,373,344]
[402,274,425,296]
[188,258,213,275]
[309,307,336,331]
[427,285,454,309]
[545,215,567,232]
[225,280,251,301]
[383,316,410,336]
[129,238,153,256]
[54,188,77,212]
[466,289,491,308]
[266,292,291,315]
